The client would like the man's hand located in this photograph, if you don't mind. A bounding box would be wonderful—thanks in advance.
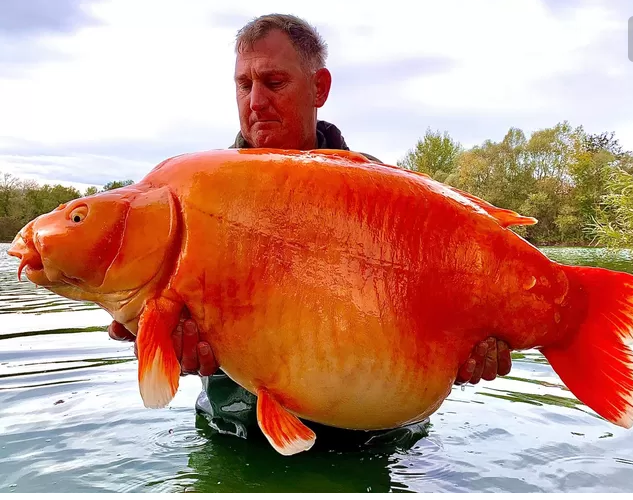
[455,337,512,385]
[172,318,217,376]
[107,316,217,377]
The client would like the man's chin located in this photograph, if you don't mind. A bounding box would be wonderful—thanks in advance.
[248,128,288,148]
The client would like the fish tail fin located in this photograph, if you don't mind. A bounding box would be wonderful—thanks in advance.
[256,388,316,456]
[541,265,633,428]
[136,298,182,409]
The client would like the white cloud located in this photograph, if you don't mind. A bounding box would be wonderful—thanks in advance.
[0,0,631,191]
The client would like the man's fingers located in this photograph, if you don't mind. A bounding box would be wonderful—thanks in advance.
[456,358,476,384]
[197,342,218,377]
[457,341,486,385]
[108,321,135,342]
[481,338,498,381]
[469,341,487,384]
[497,340,512,376]
[180,319,199,375]
[172,320,184,362]
[457,338,512,386]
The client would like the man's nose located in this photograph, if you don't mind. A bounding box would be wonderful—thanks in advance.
[249,82,269,111]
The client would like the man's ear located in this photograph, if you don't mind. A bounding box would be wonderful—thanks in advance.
[313,68,332,108]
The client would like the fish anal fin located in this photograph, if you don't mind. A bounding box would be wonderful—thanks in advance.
[137,296,182,409]
[449,186,537,228]
[256,389,316,456]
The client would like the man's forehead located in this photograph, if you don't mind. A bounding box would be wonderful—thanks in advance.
[234,30,304,76]
[234,64,291,80]
[234,56,304,81]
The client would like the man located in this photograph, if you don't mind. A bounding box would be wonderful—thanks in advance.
[109,13,512,445]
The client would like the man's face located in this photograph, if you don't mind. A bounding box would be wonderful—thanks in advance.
[234,29,330,150]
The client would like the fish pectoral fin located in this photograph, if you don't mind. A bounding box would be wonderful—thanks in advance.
[136,296,182,409]
[256,388,316,456]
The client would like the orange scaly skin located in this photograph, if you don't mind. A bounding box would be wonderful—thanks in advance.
[140,149,581,429]
[8,148,633,453]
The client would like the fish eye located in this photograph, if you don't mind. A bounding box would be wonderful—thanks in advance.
[69,205,88,223]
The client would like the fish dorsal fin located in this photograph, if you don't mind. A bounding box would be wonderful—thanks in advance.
[398,168,537,229]
[311,149,371,163]
[446,185,537,228]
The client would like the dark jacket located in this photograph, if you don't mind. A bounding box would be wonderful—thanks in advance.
[228,120,382,163]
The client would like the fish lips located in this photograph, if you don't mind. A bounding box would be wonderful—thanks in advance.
[7,230,56,287]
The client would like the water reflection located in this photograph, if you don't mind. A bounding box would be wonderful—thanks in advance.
[476,389,589,414]
[1,242,633,493]
[180,417,402,493]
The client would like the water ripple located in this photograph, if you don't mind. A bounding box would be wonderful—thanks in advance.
[150,425,210,453]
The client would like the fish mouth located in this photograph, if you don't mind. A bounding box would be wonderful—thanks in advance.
[7,230,47,284]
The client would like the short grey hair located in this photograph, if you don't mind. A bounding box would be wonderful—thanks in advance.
[235,13,328,72]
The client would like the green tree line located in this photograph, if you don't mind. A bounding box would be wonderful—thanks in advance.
[397,121,633,248]
[0,176,133,242]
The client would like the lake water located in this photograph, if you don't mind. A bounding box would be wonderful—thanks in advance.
[1,242,633,493]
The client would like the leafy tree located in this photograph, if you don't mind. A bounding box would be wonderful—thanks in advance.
[397,128,463,183]
[0,173,20,217]
[554,204,585,245]
[22,183,81,221]
[587,168,633,248]
[102,180,134,191]
[0,172,81,242]
[398,121,633,247]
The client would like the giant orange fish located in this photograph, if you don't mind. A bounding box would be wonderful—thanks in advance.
[7,148,633,455]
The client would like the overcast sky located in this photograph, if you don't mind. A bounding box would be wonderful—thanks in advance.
[0,0,631,192]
